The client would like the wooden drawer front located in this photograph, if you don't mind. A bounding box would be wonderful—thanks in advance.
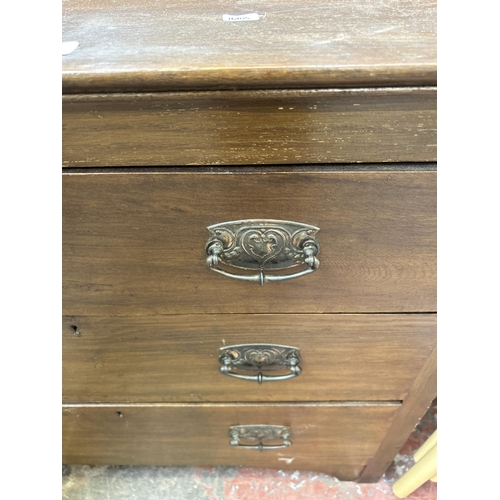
[63,314,435,403]
[62,88,436,167]
[62,403,399,479]
[63,170,436,315]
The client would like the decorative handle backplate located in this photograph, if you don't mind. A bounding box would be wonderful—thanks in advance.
[205,219,320,286]
[219,344,302,384]
[229,425,291,451]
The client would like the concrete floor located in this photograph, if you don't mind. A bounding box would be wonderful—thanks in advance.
[62,400,437,500]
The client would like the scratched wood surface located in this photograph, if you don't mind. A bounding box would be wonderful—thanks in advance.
[62,402,399,479]
[62,169,436,315]
[62,314,436,403]
[62,88,436,167]
[62,0,436,92]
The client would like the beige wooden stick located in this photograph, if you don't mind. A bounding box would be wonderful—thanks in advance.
[414,430,437,462]
[431,474,437,482]
[392,444,437,498]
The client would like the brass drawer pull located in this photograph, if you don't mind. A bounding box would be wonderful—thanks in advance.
[205,219,320,286]
[219,344,302,384]
[229,425,291,451]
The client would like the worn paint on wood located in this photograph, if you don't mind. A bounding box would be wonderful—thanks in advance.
[62,88,436,166]
[62,0,436,92]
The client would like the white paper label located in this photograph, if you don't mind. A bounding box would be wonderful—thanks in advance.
[222,13,260,22]
[62,41,79,56]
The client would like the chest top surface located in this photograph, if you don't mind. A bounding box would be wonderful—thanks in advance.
[62,0,436,93]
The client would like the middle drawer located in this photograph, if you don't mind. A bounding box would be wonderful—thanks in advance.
[63,313,436,403]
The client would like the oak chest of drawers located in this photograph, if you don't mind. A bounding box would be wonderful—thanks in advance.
[62,0,437,482]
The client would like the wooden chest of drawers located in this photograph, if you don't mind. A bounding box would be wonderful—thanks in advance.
[62,0,436,482]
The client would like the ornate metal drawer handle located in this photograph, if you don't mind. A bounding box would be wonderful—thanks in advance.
[219,344,302,384]
[229,425,291,451]
[205,219,320,286]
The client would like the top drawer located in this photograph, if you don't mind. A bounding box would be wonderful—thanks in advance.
[62,88,436,167]
[63,168,436,315]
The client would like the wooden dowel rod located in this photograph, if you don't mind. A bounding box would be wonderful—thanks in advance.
[392,444,437,498]
[414,430,437,462]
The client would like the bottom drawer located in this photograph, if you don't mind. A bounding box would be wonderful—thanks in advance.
[62,402,399,480]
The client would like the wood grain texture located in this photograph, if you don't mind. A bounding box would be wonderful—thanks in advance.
[62,314,436,403]
[62,0,436,93]
[62,169,436,315]
[62,88,436,167]
[358,346,437,482]
[62,402,399,478]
